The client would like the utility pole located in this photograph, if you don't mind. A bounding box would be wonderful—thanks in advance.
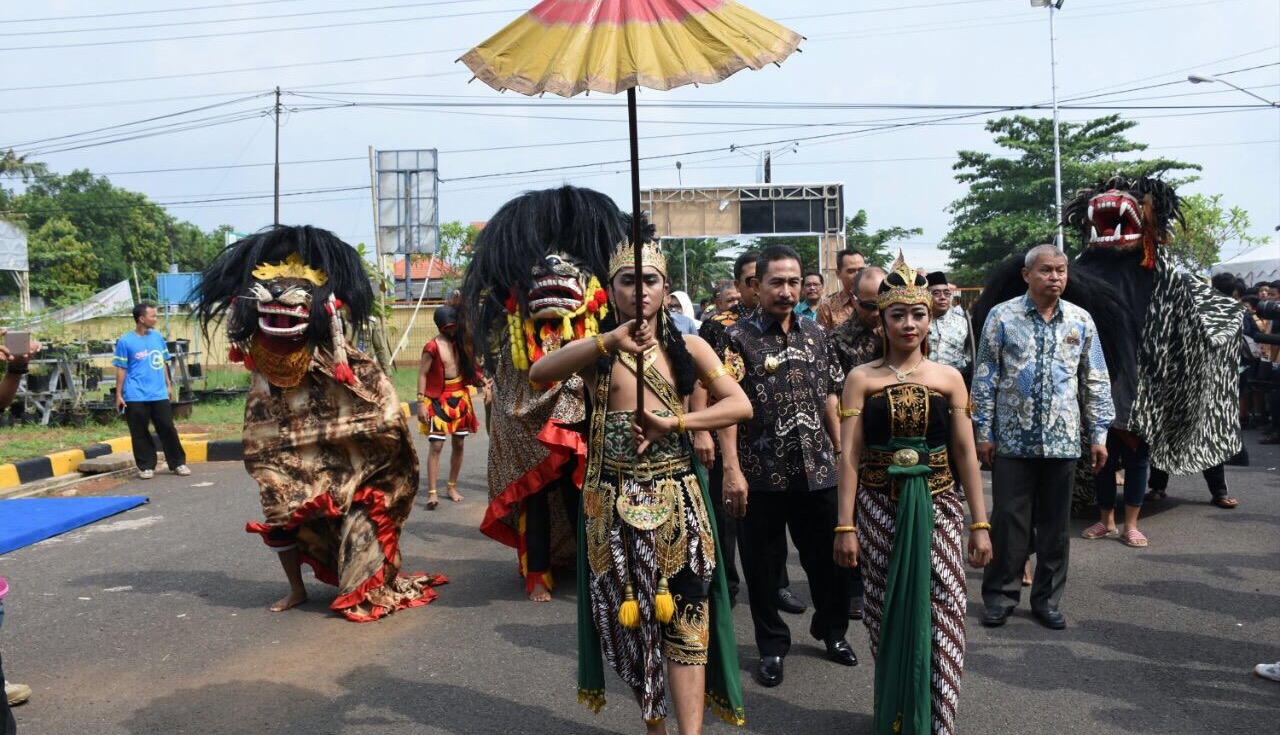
[273,86,282,227]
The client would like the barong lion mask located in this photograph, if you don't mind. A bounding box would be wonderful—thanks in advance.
[462,186,635,372]
[196,225,374,388]
[1063,176,1184,269]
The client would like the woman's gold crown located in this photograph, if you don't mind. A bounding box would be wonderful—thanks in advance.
[875,253,930,310]
[609,240,667,279]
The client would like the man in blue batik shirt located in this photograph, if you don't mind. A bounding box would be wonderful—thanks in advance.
[114,302,189,480]
[973,245,1113,631]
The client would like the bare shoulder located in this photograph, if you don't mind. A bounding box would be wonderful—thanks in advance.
[682,333,713,354]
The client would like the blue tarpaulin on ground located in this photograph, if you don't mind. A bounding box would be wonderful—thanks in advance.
[0,496,149,555]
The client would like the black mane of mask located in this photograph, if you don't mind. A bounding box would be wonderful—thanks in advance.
[194,225,374,348]
[461,185,638,353]
[1062,175,1184,243]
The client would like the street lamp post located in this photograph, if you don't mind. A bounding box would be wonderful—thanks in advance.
[1032,0,1065,249]
[1187,74,1280,107]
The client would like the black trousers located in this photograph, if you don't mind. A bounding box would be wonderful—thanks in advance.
[705,458,741,597]
[982,457,1076,613]
[1148,464,1228,499]
[124,400,186,472]
[739,479,848,657]
[1,649,13,735]
[524,476,580,575]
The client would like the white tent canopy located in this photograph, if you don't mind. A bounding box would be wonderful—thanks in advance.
[1211,250,1280,285]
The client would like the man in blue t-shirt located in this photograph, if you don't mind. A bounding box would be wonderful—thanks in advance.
[113,302,189,479]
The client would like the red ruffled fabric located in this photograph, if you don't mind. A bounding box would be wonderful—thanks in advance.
[479,418,586,574]
[247,486,448,622]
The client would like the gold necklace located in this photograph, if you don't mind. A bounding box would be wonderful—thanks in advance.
[886,355,924,383]
[618,347,657,376]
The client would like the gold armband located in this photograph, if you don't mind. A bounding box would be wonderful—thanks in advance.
[675,414,686,434]
[949,401,974,417]
[838,407,862,418]
[594,334,609,356]
[701,363,734,386]
[969,522,991,532]
[833,525,857,534]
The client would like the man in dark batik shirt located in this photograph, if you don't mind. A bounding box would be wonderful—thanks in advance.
[696,251,758,608]
[720,244,856,689]
[828,266,885,376]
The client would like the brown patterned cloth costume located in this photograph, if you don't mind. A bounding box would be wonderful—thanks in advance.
[197,225,444,622]
[466,186,625,595]
[243,348,445,622]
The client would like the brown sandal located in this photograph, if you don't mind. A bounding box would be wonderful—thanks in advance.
[1210,496,1238,509]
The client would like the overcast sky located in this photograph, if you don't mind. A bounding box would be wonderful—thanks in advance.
[3,0,1277,274]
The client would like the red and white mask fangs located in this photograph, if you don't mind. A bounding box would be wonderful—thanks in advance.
[1086,189,1144,249]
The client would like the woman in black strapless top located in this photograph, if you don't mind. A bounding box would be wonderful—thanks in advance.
[834,262,992,735]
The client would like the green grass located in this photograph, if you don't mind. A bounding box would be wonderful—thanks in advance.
[0,365,424,465]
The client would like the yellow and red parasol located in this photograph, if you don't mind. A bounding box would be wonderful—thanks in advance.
[461,0,801,406]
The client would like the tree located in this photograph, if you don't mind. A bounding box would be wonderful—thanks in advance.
[844,209,923,267]
[942,115,1200,284]
[432,220,480,269]
[1168,194,1268,274]
[662,238,733,301]
[28,217,99,306]
[0,165,235,290]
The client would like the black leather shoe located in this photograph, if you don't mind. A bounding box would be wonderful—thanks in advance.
[981,605,1012,627]
[755,656,784,687]
[777,588,807,615]
[824,639,858,667]
[1032,608,1066,630]
[848,596,865,620]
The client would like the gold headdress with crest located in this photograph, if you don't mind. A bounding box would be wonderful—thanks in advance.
[251,252,329,286]
[608,239,667,279]
[875,252,930,310]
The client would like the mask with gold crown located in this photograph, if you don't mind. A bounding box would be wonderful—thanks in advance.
[195,226,374,389]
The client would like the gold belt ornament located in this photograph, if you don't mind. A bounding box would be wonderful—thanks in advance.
[602,456,692,482]
[615,478,677,530]
[892,448,920,467]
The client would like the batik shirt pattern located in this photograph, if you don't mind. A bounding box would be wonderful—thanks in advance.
[972,295,1114,458]
[828,317,883,376]
[927,307,971,374]
[724,312,843,492]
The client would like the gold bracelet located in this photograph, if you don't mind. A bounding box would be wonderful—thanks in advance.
[969,522,991,532]
[833,525,857,534]
[838,407,862,418]
[675,414,686,434]
[594,334,609,356]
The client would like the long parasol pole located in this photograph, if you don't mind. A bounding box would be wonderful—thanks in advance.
[628,87,644,416]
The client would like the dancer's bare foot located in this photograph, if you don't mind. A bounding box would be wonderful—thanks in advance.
[270,590,307,612]
[528,579,551,602]
[446,482,463,503]
[426,489,439,510]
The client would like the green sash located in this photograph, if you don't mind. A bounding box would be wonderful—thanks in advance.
[871,436,938,735]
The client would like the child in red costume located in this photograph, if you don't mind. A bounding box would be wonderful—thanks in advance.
[418,305,487,509]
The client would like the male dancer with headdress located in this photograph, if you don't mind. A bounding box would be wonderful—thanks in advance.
[529,239,751,734]
[197,225,445,620]
[418,304,486,509]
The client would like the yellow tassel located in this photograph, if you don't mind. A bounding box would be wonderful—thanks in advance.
[618,584,641,628]
[562,313,573,340]
[654,578,675,624]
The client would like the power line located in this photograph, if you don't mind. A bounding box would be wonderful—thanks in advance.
[0,6,524,52]
[1,94,270,150]
[2,0,310,24]
[0,0,490,37]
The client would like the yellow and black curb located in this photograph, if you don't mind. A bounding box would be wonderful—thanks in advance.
[0,401,423,492]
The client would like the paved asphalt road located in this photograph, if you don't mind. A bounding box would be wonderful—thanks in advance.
[1,421,1277,734]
